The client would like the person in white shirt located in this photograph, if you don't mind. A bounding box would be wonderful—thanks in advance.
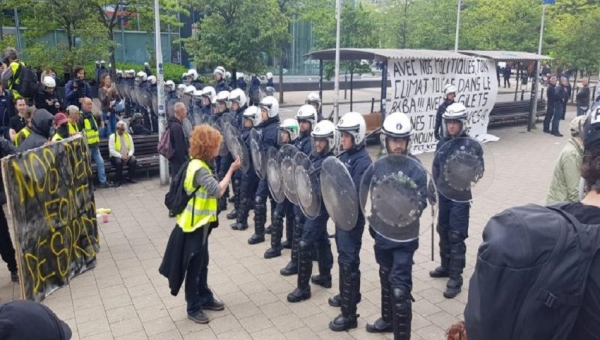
[108,120,137,186]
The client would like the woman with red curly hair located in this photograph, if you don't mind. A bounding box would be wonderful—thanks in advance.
[160,125,240,325]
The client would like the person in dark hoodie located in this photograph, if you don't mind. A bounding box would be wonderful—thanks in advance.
[248,75,262,106]
[17,108,54,152]
[0,300,72,339]
[128,113,151,135]
[0,135,18,283]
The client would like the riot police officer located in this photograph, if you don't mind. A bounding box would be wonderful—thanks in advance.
[214,66,231,93]
[280,104,318,276]
[365,112,429,339]
[231,106,262,231]
[247,96,280,245]
[306,92,323,120]
[287,120,337,303]
[264,118,299,259]
[329,112,372,332]
[430,102,482,299]
[434,85,456,140]
[226,89,249,220]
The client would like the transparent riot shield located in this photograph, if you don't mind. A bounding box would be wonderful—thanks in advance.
[266,147,286,203]
[294,152,321,219]
[166,98,178,118]
[265,86,276,97]
[250,128,266,179]
[432,137,494,202]
[152,93,158,117]
[320,156,359,230]
[280,144,299,204]
[224,123,249,173]
[360,154,437,241]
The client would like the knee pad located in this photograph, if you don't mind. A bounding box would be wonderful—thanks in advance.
[255,196,265,205]
[298,239,313,252]
[448,230,466,245]
[392,287,410,301]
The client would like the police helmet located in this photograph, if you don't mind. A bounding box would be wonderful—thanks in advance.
[260,96,279,118]
[296,104,318,127]
[136,71,148,82]
[229,89,247,108]
[184,85,196,95]
[336,111,367,146]
[279,118,300,143]
[381,112,413,153]
[187,69,198,81]
[147,76,157,85]
[214,66,226,76]
[216,91,231,109]
[43,76,56,88]
[442,102,468,137]
[445,85,457,97]
[312,120,338,155]
[201,86,216,100]
[243,106,262,127]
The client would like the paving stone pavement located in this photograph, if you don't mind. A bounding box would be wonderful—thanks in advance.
[0,111,576,339]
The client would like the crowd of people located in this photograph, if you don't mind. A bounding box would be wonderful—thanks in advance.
[1,43,600,339]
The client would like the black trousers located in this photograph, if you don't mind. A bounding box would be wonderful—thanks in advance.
[110,156,137,182]
[0,208,17,273]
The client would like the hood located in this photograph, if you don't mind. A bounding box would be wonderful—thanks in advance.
[31,109,54,138]
[251,77,260,86]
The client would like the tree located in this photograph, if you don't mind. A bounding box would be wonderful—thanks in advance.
[183,0,289,73]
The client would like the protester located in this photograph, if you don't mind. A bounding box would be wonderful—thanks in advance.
[34,76,62,115]
[109,121,137,186]
[17,109,53,152]
[0,136,18,283]
[66,105,81,136]
[0,81,15,140]
[81,97,110,188]
[98,74,118,136]
[543,76,558,134]
[167,102,190,217]
[13,107,33,148]
[9,98,28,142]
[0,300,71,339]
[547,115,586,204]
[0,47,25,99]
[159,125,240,324]
[65,66,91,109]
[51,112,70,142]
[129,112,151,135]
[576,77,590,116]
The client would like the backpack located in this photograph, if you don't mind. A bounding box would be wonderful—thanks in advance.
[13,63,39,99]
[157,126,175,159]
[164,160,200,215]
[464,204,600,340]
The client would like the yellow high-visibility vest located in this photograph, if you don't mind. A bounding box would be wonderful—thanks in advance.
[7,61,23,99]
[176,159,218,232]
[68,121,80,135]
[14,127,30,147]
[113,132,132,152]
[83,116,99,145]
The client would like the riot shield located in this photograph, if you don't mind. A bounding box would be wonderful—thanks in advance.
[250,128,266,179]
[166,98,178,118]
[280,144,299,204]
[320,157,359,230]
[433,137,494,202]
[265,86,276,97]
[294,152,321,219]
[266,147,286,203]
[224,123,249,173]
[360,154,437,241]
[152,93,158,116]
[134,85,144,107]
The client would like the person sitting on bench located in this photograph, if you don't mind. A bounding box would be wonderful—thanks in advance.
[108,120,137,186]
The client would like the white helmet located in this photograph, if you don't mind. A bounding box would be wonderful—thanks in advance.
[260,96,279,118]
[243,106,262,127]
[279,118,300,144]
[237,72,244,80]
[116,69,123,76]
[381,112,413,153]
[184,85,196,95]
[165,80,175,88]
[444,85,457,96]
[201,86,216,99]
[192,89,204,98]
[216,91,231,109]
[336,111,367,147]
[136,71,148,81]
[306,92,321,104]
[442,102,468,136]
[127,69,135,77]
[228,89,247,109]
[266,72,273,79]
[42,76,56,88]
[147,75,157,85]
[187,69,198,80]
[182,72,189,79]
[177,84,186,91]
[312,120,338,155]
[296,104,318,127]
[225,71,231,79]
[100,60,105,64]
[214,66,226,76]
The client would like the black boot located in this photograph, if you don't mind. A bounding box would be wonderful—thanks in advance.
[231,196,249,231]
[226,178,241,220]
[311,241,333,288]
[265,202,276,235]
[264,210,283,259]
[287,240,312,303]
[280,217,302,276]
[366,266,392,333]
[248,197,266,245]
[391,287,412,340]
[444,231,466,299]
[329,265,359,332]
[282,206,294,249]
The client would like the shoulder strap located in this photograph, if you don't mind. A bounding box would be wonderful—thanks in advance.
[547,206,592,254]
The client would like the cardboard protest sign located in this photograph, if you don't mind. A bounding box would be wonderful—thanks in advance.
[1,135,100,302]
[388,58,499,153]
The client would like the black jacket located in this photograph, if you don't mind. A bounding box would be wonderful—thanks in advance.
[576,85,590,108]
[0,137,16,204]
[434,100,454,140]
[167,116,188,165]
[0,90,15,140]
[546,83,557,110]
[17,109,54,152]
[130,122,152,135]
[34,86,63,115]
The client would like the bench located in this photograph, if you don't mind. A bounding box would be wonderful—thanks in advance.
[91,134,160,181]
[488,99,547,124]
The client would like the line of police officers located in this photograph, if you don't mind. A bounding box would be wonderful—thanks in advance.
[203,79,474,339]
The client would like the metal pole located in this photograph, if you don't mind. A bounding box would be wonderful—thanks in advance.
[120,18,126,62]
[319,59,323,118]
[14,9,22,52]
[350,67,354,112]
[454,0,461,52]
[333,0,341,124]
[530,3,546,130]
[154,0,168,185]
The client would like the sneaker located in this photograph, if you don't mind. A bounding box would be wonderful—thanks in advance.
[126,177,138,184]
[10,271,18,283]
[97,182,112,189]
[188,311,209,324]
[202,299,225,311]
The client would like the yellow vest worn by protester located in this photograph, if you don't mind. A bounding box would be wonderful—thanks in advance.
[14,127,30,147]
[83,115,99,145]
[113,132,132,152]
[7,61,24,99]
[68,121,80,135]
[176,159,217,233]
[51,133,63,142]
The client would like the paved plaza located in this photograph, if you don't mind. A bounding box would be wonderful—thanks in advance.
[0,109,575,339]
